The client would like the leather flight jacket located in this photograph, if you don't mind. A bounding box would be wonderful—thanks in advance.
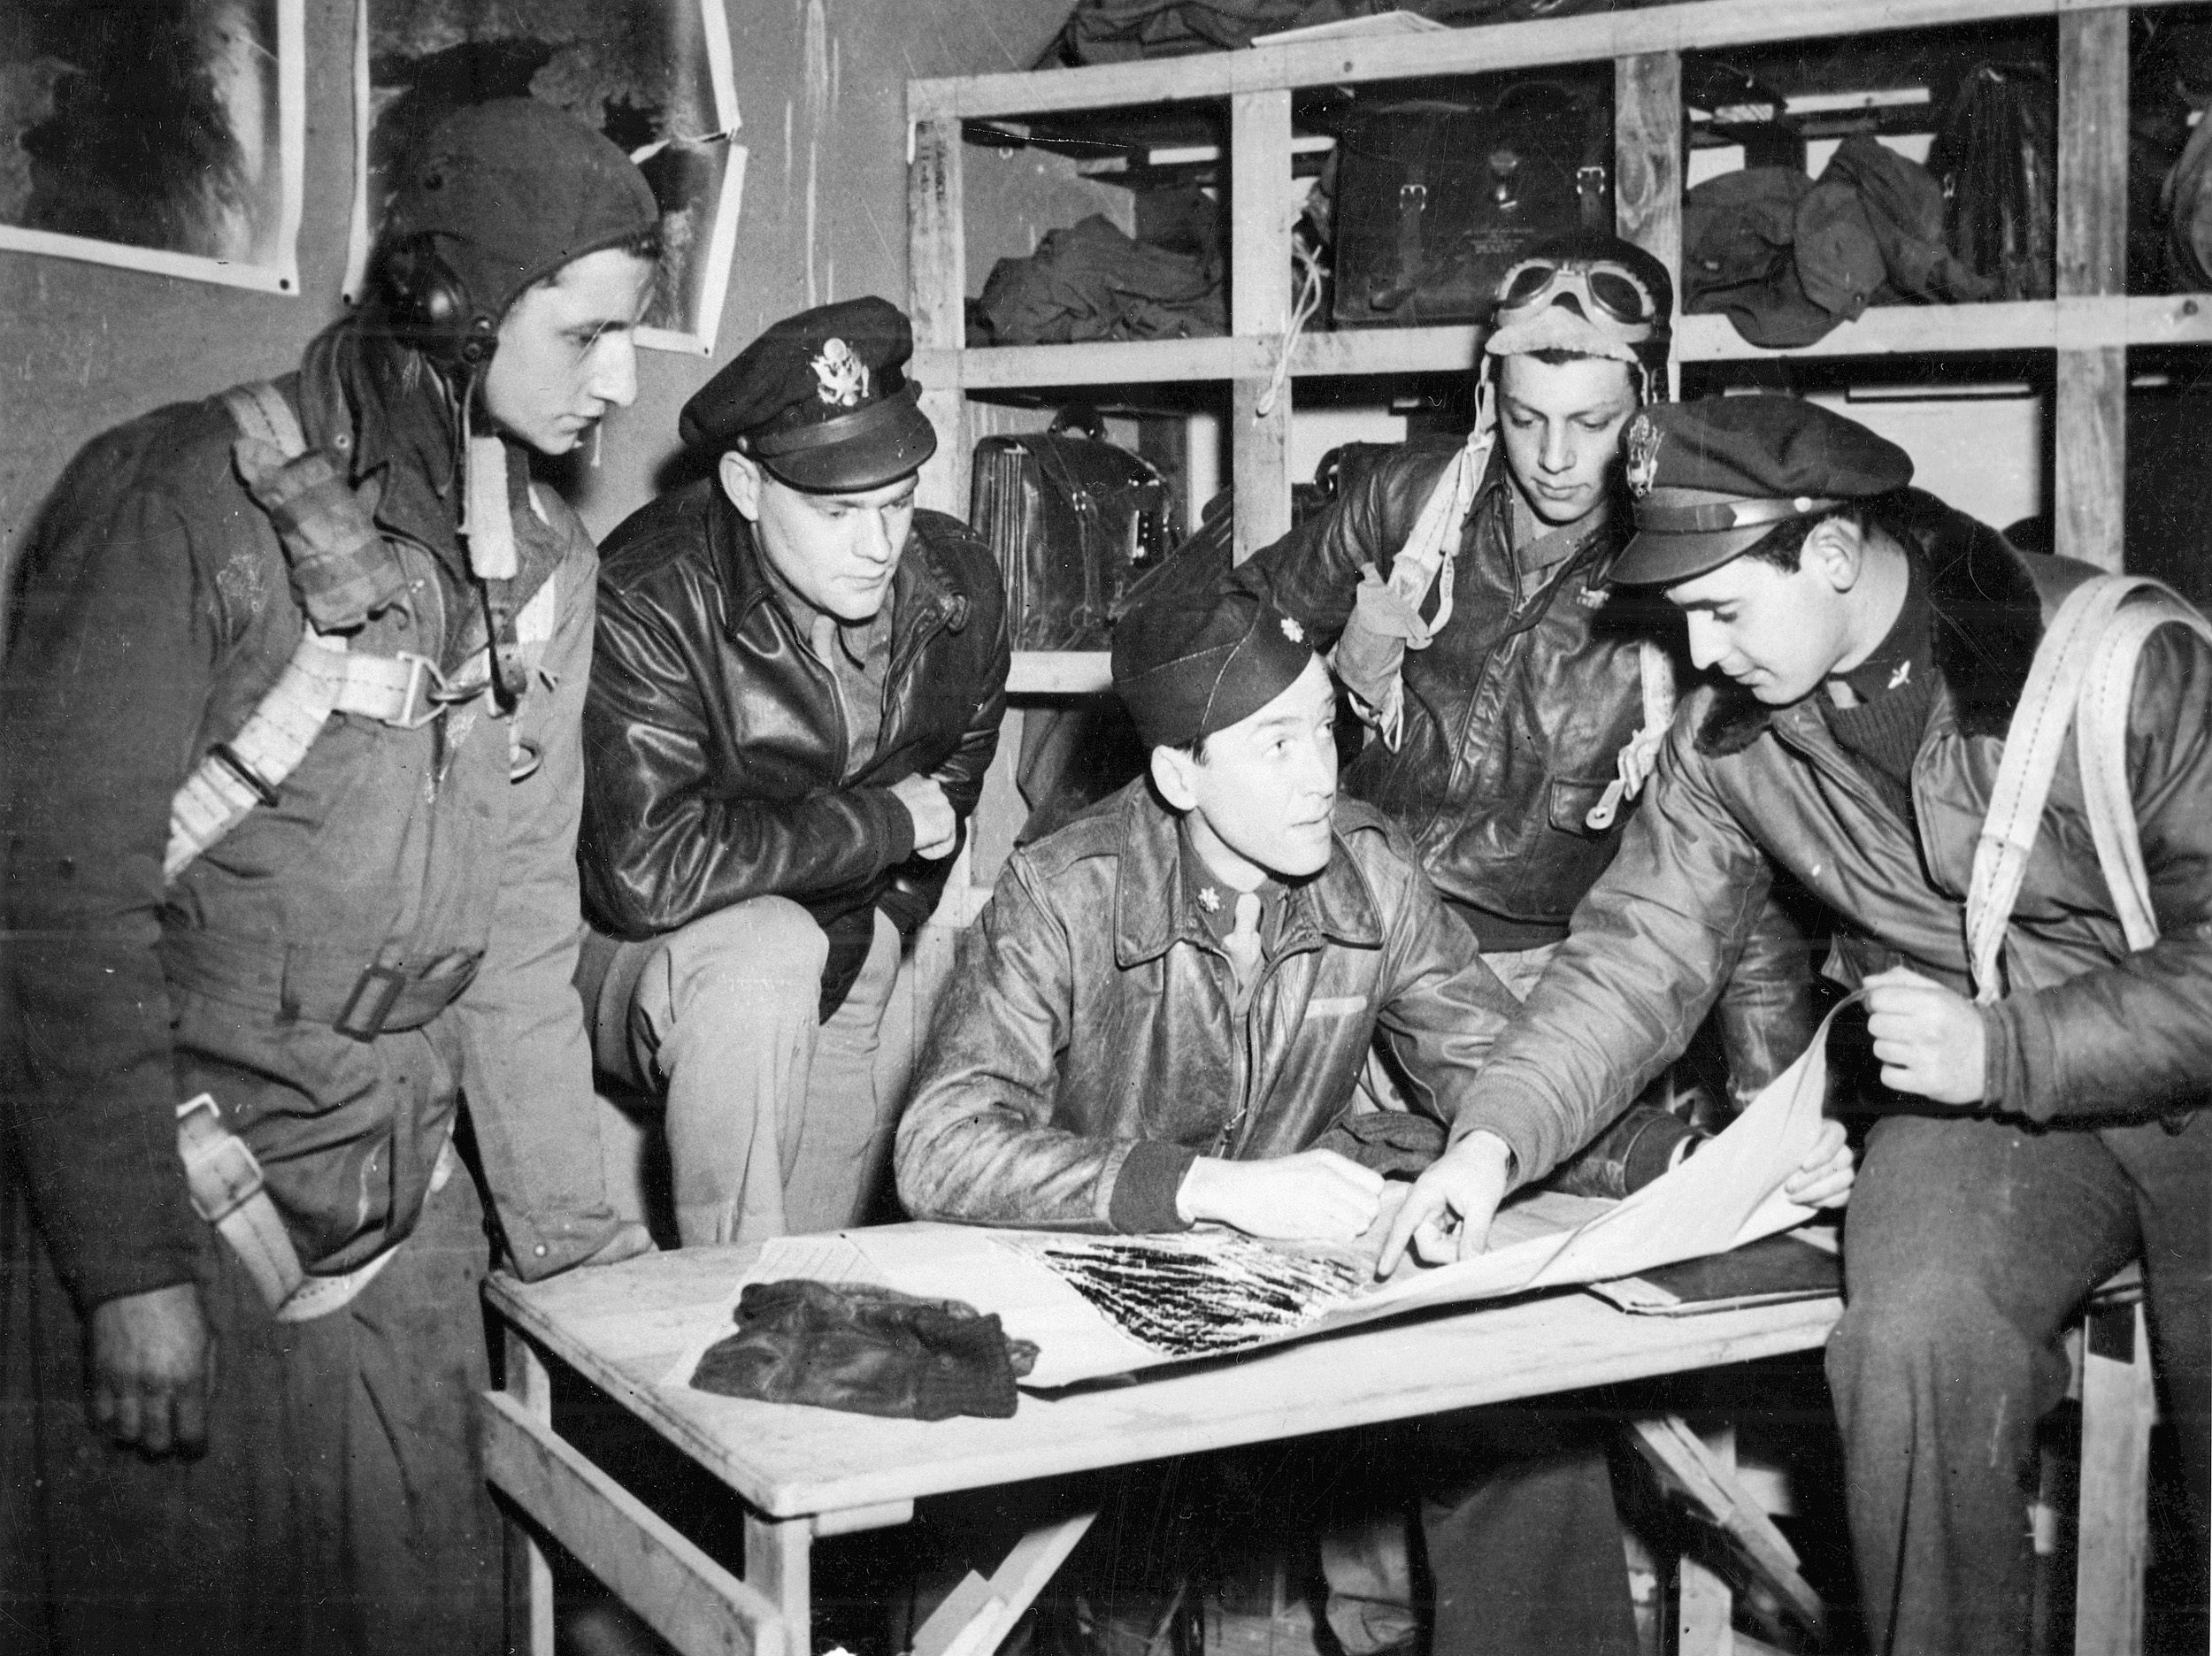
[1457,497,2212,1185]
[580,478,1010,1016]
[1238,439,1816,1096]
[1241,440,1686,942]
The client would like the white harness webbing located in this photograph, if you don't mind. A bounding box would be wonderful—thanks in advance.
[1583,642,1676,832]
[1363,399,1677,830]
[167,380,516,1320]
[165,382,556,882]
[1965,573,2212,1002]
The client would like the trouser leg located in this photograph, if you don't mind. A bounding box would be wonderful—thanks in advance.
[783,910,902,1233]
[1827,1113,2139,1656]
[2,1124,496,1656]
[1419,1409,1638,1656]
[604,898,828,1247]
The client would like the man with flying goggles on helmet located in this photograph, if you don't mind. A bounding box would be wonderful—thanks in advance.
[1233,230,1816,1656]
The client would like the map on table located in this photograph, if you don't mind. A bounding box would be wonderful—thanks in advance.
[698,1000,1855,1391]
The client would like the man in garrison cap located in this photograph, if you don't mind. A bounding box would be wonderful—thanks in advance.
[579,298,1008,1246]
[895,585,1852,1650]
[3,98,660,1650]
[1386,394,2212,1656]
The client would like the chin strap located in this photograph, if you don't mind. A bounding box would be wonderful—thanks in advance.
[1329,380,1497,750]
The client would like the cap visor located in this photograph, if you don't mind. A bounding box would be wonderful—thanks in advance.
[1609,521,1783,587]
[764,402,938,493]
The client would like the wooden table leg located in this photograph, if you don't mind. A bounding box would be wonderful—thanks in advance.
[503,1324,556,1656]
[747,1512,815,1656]
[2076,1300,2157,1656]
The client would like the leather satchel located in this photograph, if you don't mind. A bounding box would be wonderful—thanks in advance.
[1330,80,1613,328]
[970,408,1171,649]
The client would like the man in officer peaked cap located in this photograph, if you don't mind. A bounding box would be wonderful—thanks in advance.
[579,297,1007,1248]
[4,96,662,1650]
[1387,392,2211,1656]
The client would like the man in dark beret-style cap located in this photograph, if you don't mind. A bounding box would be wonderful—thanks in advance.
[577,299,1007,1247]
[1388,392,2212,1656]
[898,583,1805,1653]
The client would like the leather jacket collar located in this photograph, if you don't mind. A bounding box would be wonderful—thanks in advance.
[1110,784,1386,969]
[705,483,972,649]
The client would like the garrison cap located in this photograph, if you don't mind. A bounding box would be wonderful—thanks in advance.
[1113,587,1316,752]
[680,297,937,491]
[1610,395,1913,586]
[382,99,658,324]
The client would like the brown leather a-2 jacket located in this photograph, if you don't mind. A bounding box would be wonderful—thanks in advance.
[580,479,1009,1013]
[894,782,1520,1232]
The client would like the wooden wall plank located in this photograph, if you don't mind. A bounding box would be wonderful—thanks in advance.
[1615,53,1684,284]
[1230,88,1294,557]
[2055,7,2129,571]
[909,113,969,518]
[1616,51,1685,396]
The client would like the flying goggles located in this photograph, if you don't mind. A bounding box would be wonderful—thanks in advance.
[1493,257,1660,344]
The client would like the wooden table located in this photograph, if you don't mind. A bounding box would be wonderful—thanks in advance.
[482,1234,1843,1656]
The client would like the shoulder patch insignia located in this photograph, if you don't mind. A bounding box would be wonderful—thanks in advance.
[810,338,869,407]
[1625,414,1662,499]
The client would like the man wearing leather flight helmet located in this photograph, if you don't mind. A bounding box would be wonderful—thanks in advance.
[1231,230,1820,1656]
[2,98,661,1651]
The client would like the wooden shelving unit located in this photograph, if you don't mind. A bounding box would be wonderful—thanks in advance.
[912,0,2198,701]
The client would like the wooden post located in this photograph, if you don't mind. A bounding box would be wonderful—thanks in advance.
[1677,1423,1740,1656]
[745,1514,813,1656]
[2055,8,2128,573]
[1615,51,1685,399]
[2075,1301,2157,1656]
[503,1326,556,1656]
[910,111,970,519]
[1230,88,1294,560]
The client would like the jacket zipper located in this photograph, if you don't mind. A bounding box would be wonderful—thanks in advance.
[881,600,952,769]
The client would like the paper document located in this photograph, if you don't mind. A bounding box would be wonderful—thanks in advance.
[863,999,1853,1387]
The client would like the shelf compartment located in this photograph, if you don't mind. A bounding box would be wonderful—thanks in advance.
[910,0,2193,122]
[1682,295,2212,360]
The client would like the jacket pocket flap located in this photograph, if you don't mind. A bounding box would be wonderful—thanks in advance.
[1548,777,1616,840]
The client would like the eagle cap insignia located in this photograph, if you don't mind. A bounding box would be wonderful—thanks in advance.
[1625,415,1663,499]
[810,338,869,408]
[1279,616,1304,643]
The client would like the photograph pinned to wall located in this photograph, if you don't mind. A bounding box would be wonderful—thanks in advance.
[0,0,305,293]
[344,0,744,356]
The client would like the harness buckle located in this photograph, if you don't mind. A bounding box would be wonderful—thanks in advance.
[175,1093,268,1224]
[388,653,453,729]
[334,962,411,1041]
